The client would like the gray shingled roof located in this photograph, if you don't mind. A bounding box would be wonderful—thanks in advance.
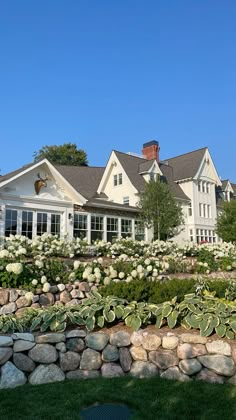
[231,183,236,196]
[139,159,155,173]
[55,165,105,200]
[164,147,207,181]
[114,151,147,191]
[85,198,138,212]
[0,163,34,184]
[221,180,230,190]
[159,163,190,201]
[115,150,189,201]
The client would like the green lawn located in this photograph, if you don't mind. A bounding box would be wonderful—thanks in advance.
[0,377,235,420]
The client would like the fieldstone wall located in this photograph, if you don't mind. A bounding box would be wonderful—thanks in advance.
[0,283,94,316]
[0,328,236,389]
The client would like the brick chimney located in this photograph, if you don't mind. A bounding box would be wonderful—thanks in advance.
[142,140,160,161]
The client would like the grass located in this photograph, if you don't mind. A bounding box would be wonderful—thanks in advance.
[0,376,236,420]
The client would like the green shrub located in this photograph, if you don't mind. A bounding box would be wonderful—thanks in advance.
[100,278,232,304]
[100,278,196,303]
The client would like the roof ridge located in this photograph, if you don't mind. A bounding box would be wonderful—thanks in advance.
[113,150,148,161]
[165,146,207,161]
[55,164,105,169]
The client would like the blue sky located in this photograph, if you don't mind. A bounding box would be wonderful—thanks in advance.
[0,1,236,180]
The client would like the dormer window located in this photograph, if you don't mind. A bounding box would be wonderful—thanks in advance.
[150,172,154,181]
[114,173,122,186]
[123,196,129,205]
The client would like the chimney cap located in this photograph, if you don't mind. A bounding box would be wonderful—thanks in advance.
[143,140,159,149]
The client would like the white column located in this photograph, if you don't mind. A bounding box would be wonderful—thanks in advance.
[131,219,135,240]
[103,215,107,241]
[87,213,91,244]
[118,217,122,238]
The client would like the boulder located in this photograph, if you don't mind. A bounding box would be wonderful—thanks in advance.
[130,331,143,347]
[0,336,13,347]
[197,355,236,376]
[12,333,34,342]
[66,338,85,352]
[80,348,102,370]
[177,343,206,359]
[110,331,131,347]
[101,363,124,377]
[130,361,158,378]
[59,351,80,371]
[13,353,36,372]
[0,347,13,365]
[179,358,202,375]
[102,344,119,362]
[13,340,35,353]
[206,340,231,356]
[16,296,30,308]
[149,350,179,369]
[130,346,147,361]
[35,333,65,344]
[28,344,58,363]
[39,293,54,306]
[85,332,109,351]
[0,290,9,305]
[119,347,132,372]
[0,302,16,315]
[180,333,207,345]
[66,329,87,339]
[29,364,65,385]
[196,368,225,384]
[160,366,191,382]
[142,334,161,351]
[0,361,27,389]
[162,336,179,350]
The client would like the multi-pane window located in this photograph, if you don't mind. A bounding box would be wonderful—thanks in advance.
[199,203,203,217]
[107,217,118,242]
[202,182,206,193]
[74,214,87,239]
[207,204,211,218]
[198,181,201,192]
[121,219,132,238]
[123,197,129,205]
[37,213,47,236]
[189,229,193,242]
[91,215,104,242]
[188,202,192,216]
[206,183,210,194]
[113,173,122,186]
[135,220,145,241]
[5,209,18,236]
[51,214,61,236]
[21,211,33,239]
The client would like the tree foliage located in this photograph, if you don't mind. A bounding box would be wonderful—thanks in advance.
[137,177,184,240]
[216,201,236,242]
[33,143,88,166]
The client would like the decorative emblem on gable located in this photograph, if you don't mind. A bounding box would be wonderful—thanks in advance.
[34,173,50,195]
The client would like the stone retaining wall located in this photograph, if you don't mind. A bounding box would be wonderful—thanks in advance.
[0,328,236,389]
[0,282,94,316]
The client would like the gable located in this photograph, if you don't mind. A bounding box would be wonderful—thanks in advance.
[194,149,221,185]
[0,160,86,204]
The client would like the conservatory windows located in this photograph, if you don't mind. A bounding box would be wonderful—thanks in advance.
[91,215,104,241]
[107,217,118,242]
[21,211,33,239]
[5,209,18,236]
[121,219,132,238]
[37,213,48,236]
[74,214,87,239]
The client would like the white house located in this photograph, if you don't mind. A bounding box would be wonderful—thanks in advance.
[0,141,233,243]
